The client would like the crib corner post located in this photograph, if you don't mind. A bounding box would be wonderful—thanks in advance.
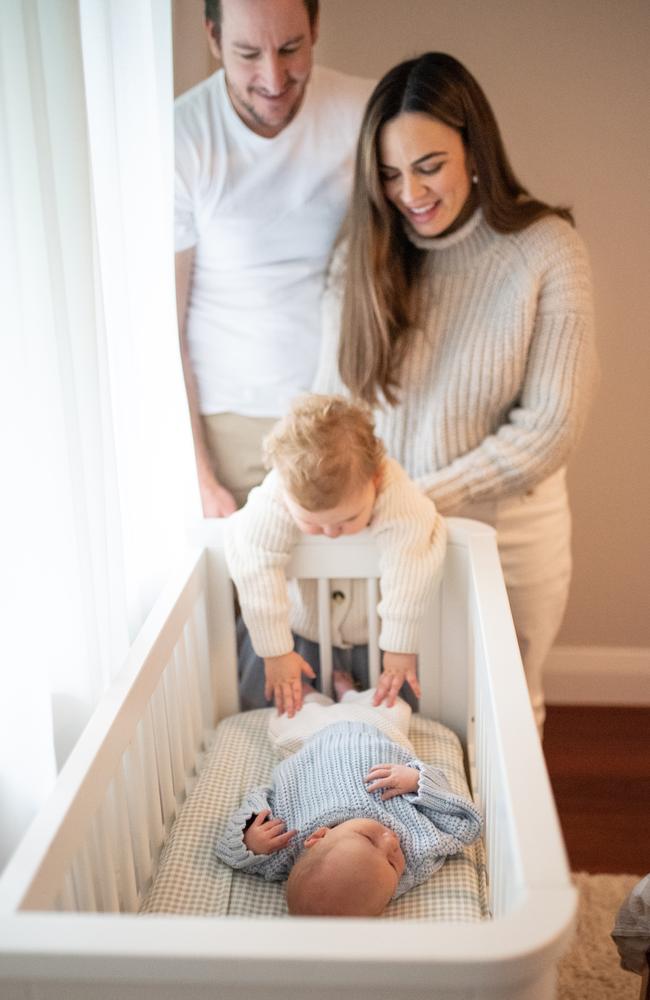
[197,521,240,721]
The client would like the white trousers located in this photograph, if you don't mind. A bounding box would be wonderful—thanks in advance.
[452,468,572,734]
[268,689,414,757]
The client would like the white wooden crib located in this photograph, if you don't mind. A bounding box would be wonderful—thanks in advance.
[0,518,576,1000]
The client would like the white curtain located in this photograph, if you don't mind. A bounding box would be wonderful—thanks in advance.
[0,0,199,869]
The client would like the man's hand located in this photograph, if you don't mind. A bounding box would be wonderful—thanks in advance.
[243,809,296,855]
[365,764,419,800]
[199,474,238,518]
[264,651,316,718]
[373,652,420,707]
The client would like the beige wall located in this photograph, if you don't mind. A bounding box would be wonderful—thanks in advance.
[172,0,650,649]
[172,0,212,96]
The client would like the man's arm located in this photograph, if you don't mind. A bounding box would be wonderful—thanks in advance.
[175,247,237,517]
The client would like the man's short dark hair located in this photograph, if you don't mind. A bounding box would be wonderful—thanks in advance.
[205,0,320,37]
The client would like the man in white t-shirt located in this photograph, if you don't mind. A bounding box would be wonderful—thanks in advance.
[175,0,373,515]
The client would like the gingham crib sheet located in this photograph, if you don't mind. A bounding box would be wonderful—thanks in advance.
[140,710,489,921]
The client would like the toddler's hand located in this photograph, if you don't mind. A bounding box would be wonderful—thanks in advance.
[373,652,420,707]
[365,764,419,800]
[264,651,316,717]
[243,809,296,855]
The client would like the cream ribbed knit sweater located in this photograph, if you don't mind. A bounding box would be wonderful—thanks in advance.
[315,209,597,513]
[224,458,447,658]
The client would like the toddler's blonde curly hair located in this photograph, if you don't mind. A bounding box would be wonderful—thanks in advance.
[263,394,385,511]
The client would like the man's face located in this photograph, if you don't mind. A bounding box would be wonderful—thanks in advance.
[207,0,318,138]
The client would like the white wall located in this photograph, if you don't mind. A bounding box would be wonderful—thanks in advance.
[172,1,650,667]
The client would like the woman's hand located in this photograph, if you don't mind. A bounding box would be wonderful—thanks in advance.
[365,764,420,800]
[243,810,296,855]
[264,651,316,717]
[373,652,421,706]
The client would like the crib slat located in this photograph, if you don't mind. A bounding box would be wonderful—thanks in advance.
[174,639,196,778]
[191,596,213,732]
[163,658,188,802]
[84,814,108,912]
[366,577,380,688]
[61,868,77,912]
[71,840,97,912]
[484,745,494,884]
[317,578,333,696]
[123,739,153,895]
[151,681,177,829]
[110,770,139,912]
[465,635,477,780]
[141,704,164,866]
[93,801,120,912]
[475,655,508,919]
[418,580,442,720]
[184,614,207,750]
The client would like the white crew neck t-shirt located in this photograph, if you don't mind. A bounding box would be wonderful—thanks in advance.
[175,65,373,417]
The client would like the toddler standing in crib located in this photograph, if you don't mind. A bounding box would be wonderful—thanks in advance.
[215,693,482,916]
[225,393,447,716]
[220,398,474,916]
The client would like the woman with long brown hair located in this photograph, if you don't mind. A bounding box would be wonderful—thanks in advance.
[315,52,598,734]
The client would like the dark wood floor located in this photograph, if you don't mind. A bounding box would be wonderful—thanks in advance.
[543,705,650,875]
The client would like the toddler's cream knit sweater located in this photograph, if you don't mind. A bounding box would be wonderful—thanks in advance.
[225,459,447,658]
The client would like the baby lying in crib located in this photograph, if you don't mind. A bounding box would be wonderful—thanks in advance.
[225,393,447,716]
[215,684,482,916]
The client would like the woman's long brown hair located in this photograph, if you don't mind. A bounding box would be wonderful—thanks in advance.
[338,52,574,406]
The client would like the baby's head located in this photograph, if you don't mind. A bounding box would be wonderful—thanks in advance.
[264,394,385,539]
[286,818,405,917]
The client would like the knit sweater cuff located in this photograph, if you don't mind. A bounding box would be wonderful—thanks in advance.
[214,790,274,871]
[404,763,483,843]
[244,618,295,659]
[406,761,453,800]
[379,616,421,654]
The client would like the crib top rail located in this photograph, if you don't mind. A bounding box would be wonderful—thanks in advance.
[199,513,495,579]
[0,889,576,993]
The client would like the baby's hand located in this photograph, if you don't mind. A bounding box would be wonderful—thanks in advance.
[264,651,316,718]
[365,764,419,800]
[373,652,421,707]
[243,810,297,855]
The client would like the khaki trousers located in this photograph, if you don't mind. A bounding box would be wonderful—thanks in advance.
[202,412,278,509]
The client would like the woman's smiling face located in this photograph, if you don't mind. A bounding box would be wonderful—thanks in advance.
[378,111,474,237]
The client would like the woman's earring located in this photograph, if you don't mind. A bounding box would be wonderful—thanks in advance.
[472,173,478,185]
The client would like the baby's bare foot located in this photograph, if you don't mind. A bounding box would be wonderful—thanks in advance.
[333,670,355,701]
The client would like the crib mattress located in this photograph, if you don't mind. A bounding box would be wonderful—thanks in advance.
[140,709,488,921]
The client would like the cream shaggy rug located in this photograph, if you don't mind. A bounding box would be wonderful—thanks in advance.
[557,872,644,999]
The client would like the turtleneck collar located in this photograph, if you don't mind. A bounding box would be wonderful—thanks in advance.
[403,208,494,272]
[405,206,483,249]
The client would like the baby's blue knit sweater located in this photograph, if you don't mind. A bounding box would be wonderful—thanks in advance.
[215,721,482,898]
